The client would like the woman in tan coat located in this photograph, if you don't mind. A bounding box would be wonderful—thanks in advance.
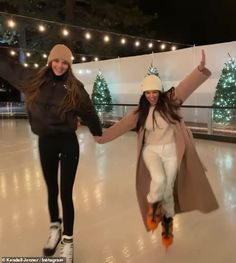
[96,50,219,249]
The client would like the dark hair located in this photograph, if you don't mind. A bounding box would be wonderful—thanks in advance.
[135,87,182,132]
[23,65,87,118]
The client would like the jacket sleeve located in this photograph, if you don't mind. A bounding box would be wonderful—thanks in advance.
[175,67,211,103]
[99,109,138,143]
[77,88,102,136]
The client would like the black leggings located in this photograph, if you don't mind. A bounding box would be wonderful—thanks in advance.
[38,132,79,236]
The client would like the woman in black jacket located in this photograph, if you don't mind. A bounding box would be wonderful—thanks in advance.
[23,44,102,262]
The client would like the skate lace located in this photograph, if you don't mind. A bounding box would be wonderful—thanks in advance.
[45,226,61,248]
[60,240,73,262]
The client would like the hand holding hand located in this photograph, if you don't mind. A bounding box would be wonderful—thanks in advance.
[94,136,102,143]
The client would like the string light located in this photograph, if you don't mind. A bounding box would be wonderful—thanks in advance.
[38,24,46,32]
[85,32,91,39]
[10,50,16,56]
[0,11,193,48]
[0,11,194,68]
[62,28,69,36]
[160,43,166,50]
[7,19,16,28]
[0,45,102,68]
[103,35,110,42]
[135,41,140,47]
[121,38,126,44]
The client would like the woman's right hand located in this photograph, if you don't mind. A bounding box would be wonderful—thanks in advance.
[94,136,102,143]
[198,49,206,72]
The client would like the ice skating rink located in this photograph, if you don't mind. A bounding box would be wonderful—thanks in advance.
[0,119,235,263]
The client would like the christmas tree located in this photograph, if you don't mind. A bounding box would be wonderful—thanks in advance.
[91,71,113,113]
[212,55,236,126]
[147,64,160,77]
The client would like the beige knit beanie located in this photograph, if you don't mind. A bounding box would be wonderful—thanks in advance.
[47,44,73,66]
[141,75,162,92]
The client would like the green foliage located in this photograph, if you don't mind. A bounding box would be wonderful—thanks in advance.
[212,55,236,126]
[91,72,113,113]
[147,64,160,77]
[0,25,19,44]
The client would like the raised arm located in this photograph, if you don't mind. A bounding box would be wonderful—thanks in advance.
[175,50,211,103]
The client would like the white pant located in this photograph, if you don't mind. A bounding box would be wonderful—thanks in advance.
[143,143,178,217]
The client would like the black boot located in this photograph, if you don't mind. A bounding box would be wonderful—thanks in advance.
[161,216,173,250]
[146,202,162,231]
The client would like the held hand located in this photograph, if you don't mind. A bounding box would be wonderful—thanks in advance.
[198,49,206,72]
[94,136,102,143]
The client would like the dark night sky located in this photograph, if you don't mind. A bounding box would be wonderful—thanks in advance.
[139,0,236,46]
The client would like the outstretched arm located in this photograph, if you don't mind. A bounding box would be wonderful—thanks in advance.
[175,49,211,103]
[95,109,138,144]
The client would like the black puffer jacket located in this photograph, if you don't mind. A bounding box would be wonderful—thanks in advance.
[28,70,102,136]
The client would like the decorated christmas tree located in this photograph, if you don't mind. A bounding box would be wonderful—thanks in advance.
[212,55,236,126]
[147,64,160,77]
[91,71,113,113]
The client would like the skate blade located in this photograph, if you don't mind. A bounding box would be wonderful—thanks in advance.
[162,238,173,252]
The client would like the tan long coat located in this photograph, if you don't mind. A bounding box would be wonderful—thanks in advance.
[100,67,219,231]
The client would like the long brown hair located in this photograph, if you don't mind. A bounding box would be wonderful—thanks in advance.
[23,65,86,117]
[135,87,182,132]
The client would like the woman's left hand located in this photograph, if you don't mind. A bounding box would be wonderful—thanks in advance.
[94,136,102,143]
